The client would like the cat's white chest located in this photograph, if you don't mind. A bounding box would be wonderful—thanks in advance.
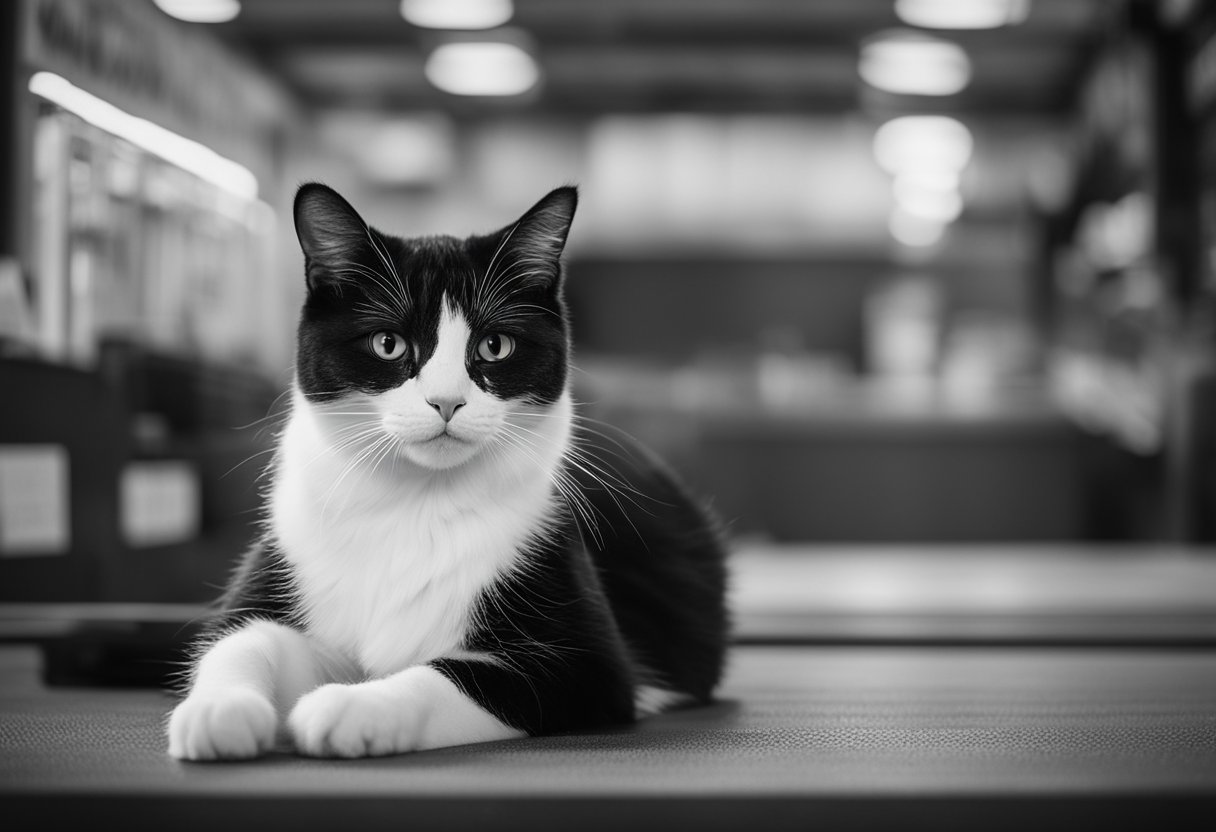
[270,420,555,678]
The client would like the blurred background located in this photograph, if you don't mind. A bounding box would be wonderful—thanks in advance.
[0,0,1214,663]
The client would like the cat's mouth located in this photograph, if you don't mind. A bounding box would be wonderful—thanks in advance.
[395,426,482,471]
[432,425,465,441]
[417,427,472,449]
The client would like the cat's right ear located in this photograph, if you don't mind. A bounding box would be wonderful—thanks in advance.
[293,183,370,293]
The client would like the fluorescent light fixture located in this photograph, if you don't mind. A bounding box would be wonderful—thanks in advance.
[889,208,946,247]
[873,115,973,175]
[152,0,241,24]
[859,30,971,96]
[401,0,513,30]
[425,42,539,96]
[895,0,1031,30]
[28,72,258,199]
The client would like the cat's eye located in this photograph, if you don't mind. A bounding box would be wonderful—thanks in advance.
[369,331,409,361]
[476,333,515,362]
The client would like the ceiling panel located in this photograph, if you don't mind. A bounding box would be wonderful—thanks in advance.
[200,0,1111,117]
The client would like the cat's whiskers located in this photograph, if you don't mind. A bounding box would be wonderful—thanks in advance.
[493,424,604,549]
[477,303,561,332]
[296,419,388,477]
[319,422,391,457]
[361,226,410,312]
[506,408,678,508]
[318,431,400,521]
[507,422,651,547]
[330,261,409,319]
[330,262,403,303]
[476,244,554,314]
[476,260,551,320]
[505,416,654,511]
[221,446,280,481]
[476,221,521,311]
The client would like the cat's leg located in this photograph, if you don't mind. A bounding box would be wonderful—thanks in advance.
[288,659,525,758]
[167,619,353,760]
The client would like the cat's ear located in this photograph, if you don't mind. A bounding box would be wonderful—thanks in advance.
[293,183,372,292]
[493,186,578,292]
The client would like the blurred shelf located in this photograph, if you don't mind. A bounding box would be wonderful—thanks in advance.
[730,542,1216,646]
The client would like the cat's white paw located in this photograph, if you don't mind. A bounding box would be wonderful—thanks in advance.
[288,681,422,758]
[166,688,277,761]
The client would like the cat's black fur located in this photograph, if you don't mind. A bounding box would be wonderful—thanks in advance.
[185,184,729,742]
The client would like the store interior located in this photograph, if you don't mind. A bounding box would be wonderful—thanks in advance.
[0,0,1214,653]
[2,1,1216,825]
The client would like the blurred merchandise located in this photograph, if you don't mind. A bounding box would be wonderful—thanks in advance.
[939,311,1038,401]
[0,258,37,355]
[863,275,942,378]
[1037,0,1216,541]
[118,461,201,549]
[0,444,70,556]
[0,0,293,607]
[30,106,278,371]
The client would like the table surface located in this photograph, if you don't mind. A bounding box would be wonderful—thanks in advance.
[3,641,1216,830]
[4,544,1216,830]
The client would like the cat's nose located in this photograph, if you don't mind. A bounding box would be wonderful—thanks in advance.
[427,397,466,422]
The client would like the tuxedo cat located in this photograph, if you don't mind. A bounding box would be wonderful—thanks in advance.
[167,184,728,760]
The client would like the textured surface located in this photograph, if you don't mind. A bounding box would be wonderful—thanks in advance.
[3,644,1216,829]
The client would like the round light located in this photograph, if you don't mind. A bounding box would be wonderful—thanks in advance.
[859,30,971,96]
[152,0,241,23]
[401,0,513,30]
[425,42,539,96]
[889,209,947,247]
[893,169,960,194]
[895,0,1031,30]
[893,177,964,222]
[873,115,973,175]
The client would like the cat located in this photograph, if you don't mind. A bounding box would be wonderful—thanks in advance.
[166,183,730,760]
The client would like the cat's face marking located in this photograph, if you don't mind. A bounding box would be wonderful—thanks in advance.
[373,298,504,470]
[291,184,577,474]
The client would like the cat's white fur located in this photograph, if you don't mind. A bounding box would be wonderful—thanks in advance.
[168,301,568,759]
[274,302,571,676]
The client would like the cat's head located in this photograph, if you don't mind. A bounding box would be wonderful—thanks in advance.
[291,183,577,472]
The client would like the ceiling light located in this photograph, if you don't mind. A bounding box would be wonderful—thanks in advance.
[893,179,963,222]
[895,0,1031,30]
[29,72,258,199]
[889,209,946,247]
[859,30,971,96]
[893,169,960,194]
[401,0,513,30]
[425,42,539,96]
[152,0,241,24]
[873,116,973,175]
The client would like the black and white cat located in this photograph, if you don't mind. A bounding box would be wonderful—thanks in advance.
[166,184,729,760]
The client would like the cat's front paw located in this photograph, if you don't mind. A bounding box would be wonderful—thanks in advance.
[167,688,277,761]
[288,681,422,758]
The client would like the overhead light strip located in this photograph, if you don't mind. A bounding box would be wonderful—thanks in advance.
[152,0,242,24]
[28,71,259,200]
[859,30,971,96]
[401,0,513,30]
[894,0,1030,31]
[424,42,539,96]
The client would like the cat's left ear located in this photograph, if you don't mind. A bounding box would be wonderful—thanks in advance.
[494,186,578,292]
